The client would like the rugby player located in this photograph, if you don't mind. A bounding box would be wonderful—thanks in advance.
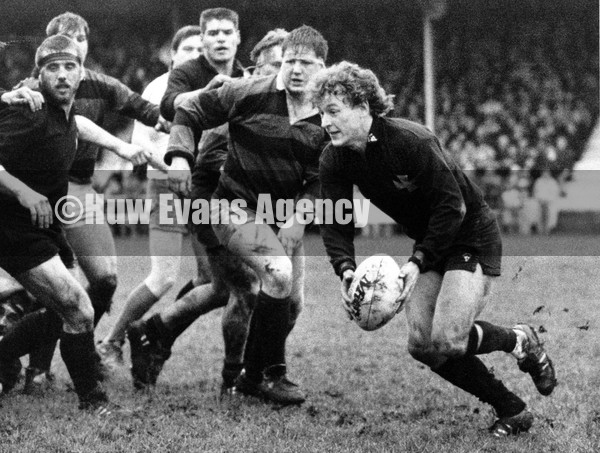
[312,62,557,436]
[97,8,246,368]
[1,11,163,386]
[96,25,203,368]
[163,25,329,404]
[126,30,294,400]
[160,7,247,302]
[0,35,146,413]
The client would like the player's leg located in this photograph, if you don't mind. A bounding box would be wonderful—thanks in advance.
[220,221,306,404]
[430,267,535,435]
[5,256,109,409]
[219,254,259,392]
[98,228,183,367]
[173,231,212,301]
[66,225,118,324]
[126,249,230,389]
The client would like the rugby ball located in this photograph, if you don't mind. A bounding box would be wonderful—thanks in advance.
[347,255,404,331]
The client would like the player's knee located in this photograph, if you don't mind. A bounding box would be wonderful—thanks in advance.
[431,330,469,358]
[407,337,436,364]
[262,259,293,298]
[62,292,94,333]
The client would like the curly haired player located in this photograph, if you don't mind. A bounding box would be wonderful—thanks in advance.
[312,61,557,436]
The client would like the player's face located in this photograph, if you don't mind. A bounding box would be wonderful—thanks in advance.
[59,27,88,63]
[201,19,240,65]
[39,59,82,105]
[280,47,324,96]
[319,93,370,149]
[172,35,203,68]
[253,45,283,77]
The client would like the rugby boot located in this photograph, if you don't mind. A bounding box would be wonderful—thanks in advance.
[489,409,534,437]
[513,324,557,396]
[127,319,171,390]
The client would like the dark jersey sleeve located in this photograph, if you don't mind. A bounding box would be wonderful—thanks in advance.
[407,137,467,270]
[164,83,234,166]
[95,72,159,126]
[319,146,357,277]
[160,65,194,121]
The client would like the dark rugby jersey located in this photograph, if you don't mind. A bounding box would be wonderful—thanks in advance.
[69,69,159,182]
[319,116,489,276]
[160,55,246,121]
[166,74,328,210]
[0,101,77,214]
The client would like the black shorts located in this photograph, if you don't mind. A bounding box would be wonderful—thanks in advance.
[0,214,75,276]
[427,208,502,277]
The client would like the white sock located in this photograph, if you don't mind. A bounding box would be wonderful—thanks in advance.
[510,329,527,360]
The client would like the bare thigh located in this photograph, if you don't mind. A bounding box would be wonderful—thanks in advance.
[431,265,494,353]
[66,222,117,282]
[15,255,93,333]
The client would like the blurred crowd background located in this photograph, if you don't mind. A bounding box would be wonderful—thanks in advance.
[1,0,597,235]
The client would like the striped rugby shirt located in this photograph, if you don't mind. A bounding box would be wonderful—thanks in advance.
[166,73,329,210]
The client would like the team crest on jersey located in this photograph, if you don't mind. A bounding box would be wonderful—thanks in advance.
[367,133,378,143]
[462,253,472,262]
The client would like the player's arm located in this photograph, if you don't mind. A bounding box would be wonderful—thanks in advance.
[160,64,232,121]
[75,115,148,166]
[1,86,45,111]
[319,147,357,276]
[97,73,160,128]
[0,165,52,229]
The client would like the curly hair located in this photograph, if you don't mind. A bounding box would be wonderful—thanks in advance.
[311,61,394,117]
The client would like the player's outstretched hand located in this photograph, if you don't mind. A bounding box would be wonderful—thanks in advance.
[117,143,148,166]
[17,187,52,229]
[340,269,355,320]
[398,261,420,303]
[205,74,233,91]
[167,157,192,197]
[155,115,171,133]
[1,87,44,111]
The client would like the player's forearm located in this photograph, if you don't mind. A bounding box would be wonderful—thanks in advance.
[173,89,203,111]
[75,115,127,154]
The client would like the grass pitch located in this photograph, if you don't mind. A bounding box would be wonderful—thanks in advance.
[1,233,599,452]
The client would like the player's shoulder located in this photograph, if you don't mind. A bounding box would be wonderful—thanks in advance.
[378,116,435,144]
[0,102,47,131]
[81,68,131,93]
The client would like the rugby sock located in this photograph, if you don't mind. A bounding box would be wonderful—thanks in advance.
[433,355,526,418]
[107,283,159,343]
[145,314,175,350]
[0,309,62,362]
[243,302,264,383]
[175,280,195,301]
[222,361,244,388]
[60,331,106,403]
[244,291,290,382]
[466,321,517,355]
[87,277,117,325]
